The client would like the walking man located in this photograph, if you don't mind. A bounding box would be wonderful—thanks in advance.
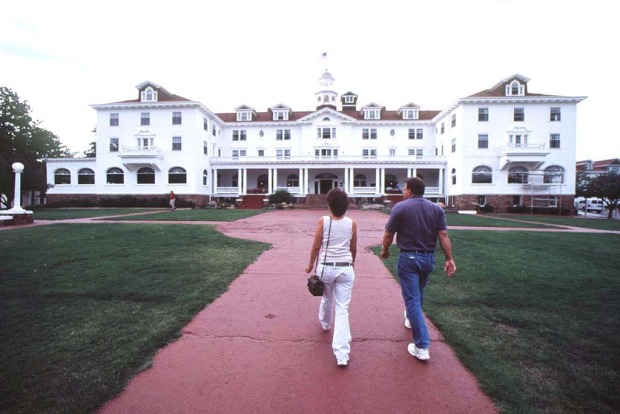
[380,177,456,361]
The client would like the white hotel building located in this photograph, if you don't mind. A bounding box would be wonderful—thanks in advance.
[45,72,585,212]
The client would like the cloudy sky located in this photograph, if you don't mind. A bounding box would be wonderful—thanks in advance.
[1,0,617,161]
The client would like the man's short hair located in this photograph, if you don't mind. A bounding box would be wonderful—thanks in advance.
[326,188,349,216]
[405,177,426,196]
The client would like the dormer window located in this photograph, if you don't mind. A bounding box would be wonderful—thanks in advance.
[585,161,593,171]
[237,112,252,121]
[364,109,380,120]
[273,111,289,121]
[344,96,355,104]
[141,87,158,102]
[402,109,418,120]
[505,80,524,96]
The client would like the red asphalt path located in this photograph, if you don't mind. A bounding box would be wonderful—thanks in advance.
[94,209,497,414]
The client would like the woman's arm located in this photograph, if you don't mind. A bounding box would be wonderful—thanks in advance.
[350,220,357,265]
[305,218,324,273]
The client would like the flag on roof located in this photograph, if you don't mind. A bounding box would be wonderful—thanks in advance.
[320,52,327,60]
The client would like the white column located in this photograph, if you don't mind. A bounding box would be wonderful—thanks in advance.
[412,168,417,178]
[439,168,444,195]
[213,168,218,194]
[268,169,273,193]
[243,168,248,194]
[375,168,380,194]
[299,168,304,194]
[273,169,278,191]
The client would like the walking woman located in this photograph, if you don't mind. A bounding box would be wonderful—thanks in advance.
[305,188,357,366]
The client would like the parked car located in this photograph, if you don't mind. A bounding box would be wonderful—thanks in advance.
[575,197,604,213]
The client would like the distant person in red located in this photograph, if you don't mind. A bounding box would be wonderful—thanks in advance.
[169,191,176,211]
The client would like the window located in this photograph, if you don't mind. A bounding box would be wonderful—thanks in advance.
[258,149,264,157]
[441,123,445,134]
[408,148,423,159]
[544,165,564,184]
[54,168,71,184]
[106,167,124,184]
[168,167,187,184]
[402,109,418,119]
[451,138,456,153]
[514,108,524,122]
[137,167,155,184]
[286,174,299,187]
[550,107,561,121]
[276,129,291,140]
[451,168,456,185]
[172,136,182,151]
[362,128,377,139]
[232,149,247,159]
[344,96,355,104]
[354,174,367,186]
[389,148,396,156]
[472,166,493,184]
[78,168,95,185]
[109,137,119,152]
[317,127,336,139]
[550,133,561,148]
[362,149,377,159]
[315,149,338,159]
[508,166,528,184]
[510,134,528,147]
[141,112,150,126]
[232,174,238,187]
[364,109,380,119]
[408,129,422,140]
[236,112,251,121]
[172,112,182,125]
[478,134,489,149]
[451,114,456,127]
[203,142,208,155]
[110,113,119,126]
[273,111,288,121]
[478,108,489,122]
[203,169,209,186]
[212,124,217,136]
[276,149,290,159]
[141,87,157,102]
[506,80,524,96]
[233,130,247,141]
[203,118,209,130]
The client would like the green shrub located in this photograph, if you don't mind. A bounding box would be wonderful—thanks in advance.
[268,189,293,204]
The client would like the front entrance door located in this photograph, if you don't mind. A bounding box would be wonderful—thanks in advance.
[320,179,334,194]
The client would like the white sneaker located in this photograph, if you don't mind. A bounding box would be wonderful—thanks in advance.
[407,343,430,361]
[404,310,411,329]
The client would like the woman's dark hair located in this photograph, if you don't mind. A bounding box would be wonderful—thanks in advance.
[405,177,426,196]
[326,188,349,217]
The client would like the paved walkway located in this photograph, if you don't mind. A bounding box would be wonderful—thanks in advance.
[88,209,498,414]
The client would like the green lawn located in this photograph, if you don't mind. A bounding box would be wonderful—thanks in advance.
[31,208,159,220]
[108,209,264,221]
[378,230,620,414]
[0,224,269,414]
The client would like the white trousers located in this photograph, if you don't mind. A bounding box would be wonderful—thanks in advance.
[317,264,355,361]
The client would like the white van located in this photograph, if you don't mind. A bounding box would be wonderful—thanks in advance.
[575,197,604,213]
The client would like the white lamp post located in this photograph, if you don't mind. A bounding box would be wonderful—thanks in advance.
[7,162,30,214]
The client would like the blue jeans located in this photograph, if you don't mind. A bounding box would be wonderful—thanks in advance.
[397,252,435,349]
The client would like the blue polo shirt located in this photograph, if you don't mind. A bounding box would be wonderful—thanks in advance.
[385,196,447,252]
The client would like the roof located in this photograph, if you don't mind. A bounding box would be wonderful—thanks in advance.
[467,73,552,98]
[576,158,620,172]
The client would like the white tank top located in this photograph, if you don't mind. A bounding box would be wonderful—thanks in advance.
[320,216,353,263]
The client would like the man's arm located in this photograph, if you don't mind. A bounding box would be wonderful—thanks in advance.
[380,230,394,259]
[438,229,456,276]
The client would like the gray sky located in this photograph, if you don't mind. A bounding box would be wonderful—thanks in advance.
[1,0,617,160]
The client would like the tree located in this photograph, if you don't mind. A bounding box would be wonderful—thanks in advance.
[83,141,96,158]
[0,87,70,206]
[586,172,620,219]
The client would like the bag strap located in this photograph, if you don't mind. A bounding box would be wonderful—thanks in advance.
[318,217,332,279]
